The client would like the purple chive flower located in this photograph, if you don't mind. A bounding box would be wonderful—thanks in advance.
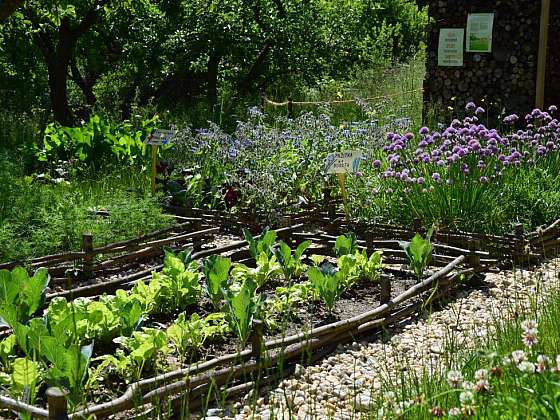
[419,140,429,148]
[419,126,429,135]
[355,171,363,177]
[480,176,489,183]
[405,132,414,140]
[466,102,476,112]
[475,107,485,116]
[504,114,519,125]
[549,105,558,113]
[373,159,381,168]
[417,177,425,184]
[432,172,441,182]
[437,159,446,167]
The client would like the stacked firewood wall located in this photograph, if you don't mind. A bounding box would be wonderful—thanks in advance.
[423,0,543,117]
[545,1,560,108]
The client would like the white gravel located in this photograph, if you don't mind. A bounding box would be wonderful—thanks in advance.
[215,259,560,420]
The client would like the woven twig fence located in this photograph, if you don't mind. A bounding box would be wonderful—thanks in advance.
[0,255,469,419]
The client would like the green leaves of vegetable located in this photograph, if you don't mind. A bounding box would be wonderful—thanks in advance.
[222,278,261,346]
[334,233,357,257]
[203,255,231,308]
[244,228,277,259]
[307,265,345,313]
[399,229,434,281]
[0,267,50,328]
[274,240,311,281]
[167,313,228,357]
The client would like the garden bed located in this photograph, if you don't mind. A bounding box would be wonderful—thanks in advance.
[0,219,473,419]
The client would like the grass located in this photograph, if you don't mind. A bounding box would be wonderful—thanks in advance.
[0,152,173,262]
[369,270,560,419]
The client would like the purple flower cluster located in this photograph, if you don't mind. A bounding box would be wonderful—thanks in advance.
[373,105,560,190]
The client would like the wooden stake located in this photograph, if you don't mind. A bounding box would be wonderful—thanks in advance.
[536,0,551,109]
[336,173,349,222]
[151,144,158,194]
[47,387,68,420]
[82,233,94,279]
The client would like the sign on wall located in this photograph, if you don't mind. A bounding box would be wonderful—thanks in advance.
[438,28,464,66]
[466,13,494,53]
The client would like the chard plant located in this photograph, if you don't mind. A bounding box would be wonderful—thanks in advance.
[203,255,231,309]
[307,264,346,313]
[399,229,434,281]
[273,240,312,281]
[0,267,49,328]
[334,233,358,257]
[231,252,282,289]
[244,228,277,259]
[221,278,262,347]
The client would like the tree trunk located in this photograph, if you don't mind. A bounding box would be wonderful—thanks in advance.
[47,61,73,126]
[207,52,220,115]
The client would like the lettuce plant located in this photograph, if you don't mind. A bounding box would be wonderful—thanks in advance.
[334,233,358,257]
[399,229,434,281]
[166,313,228,357]
[221,278,262,346]
[203,255,231,309]
[231,252,282,289]
[274,240,311,281]
[307,264,346,313]
[0,267,49,328]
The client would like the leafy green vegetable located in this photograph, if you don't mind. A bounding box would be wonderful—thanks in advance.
[274,240,311,281]
[399,229,434,281]
[166,312,228,357]
[11,357,40,401]
[334,233,358,257]
[231,252,282,288]
[337,249,384,286]
[244,228,277,259]
[0,267,49,328]
[307,265,345,313]
[221,278,261,346]
[203,255,231,308]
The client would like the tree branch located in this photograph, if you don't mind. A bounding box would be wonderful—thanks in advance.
[72,0,111,38]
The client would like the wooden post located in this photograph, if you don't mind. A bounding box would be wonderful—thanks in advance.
[514,223,525,263]
[467,239,481,269]
[379,276,391,304]
[536,0,551,109]
[151,144,158,194]
[287,97,294,119]
[192,219,202,252]
[47,387,68,420]
[413,218,422,233]
[336,173,349,223]
[82,233,94,279]
[250,319,264,361]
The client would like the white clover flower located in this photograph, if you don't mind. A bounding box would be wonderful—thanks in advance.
[383,391,396,406]
[376,407,386,420]
[398,400,411,410]
[474,379,490,393]
[462,381,475,391]
[462,405,477,416]
[556,355,560,372]
[459,390,474,405]
[518,361,536,373]
[536,355,551,373]
[511,350,526,365]
[474,369,488,381]
[448,407,461,417]
[447,370,464,388]
[522,329,538,348]
[502,356,512,366]
[521,319,538,332]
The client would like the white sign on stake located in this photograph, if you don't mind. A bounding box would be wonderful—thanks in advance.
[325,151,364,174]
[144,129,178,145]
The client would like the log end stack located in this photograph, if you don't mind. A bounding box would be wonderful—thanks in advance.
[424,0,559,119]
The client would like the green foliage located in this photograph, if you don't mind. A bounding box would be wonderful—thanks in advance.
[231,253,282,289]
[39,115,158,167]
[337,249,384,286]
[334,233,358,257]
[221,278,261,346]
[244,228,277,259]
[203,255,231,309]
[166,313,229,357]
[399,229,434,280]
[307,265,345,313]
[274,240,311,281]
[0,267,49,328]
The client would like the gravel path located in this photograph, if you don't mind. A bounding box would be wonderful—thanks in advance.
[211,259,560,420]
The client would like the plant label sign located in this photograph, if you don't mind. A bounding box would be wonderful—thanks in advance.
[466,13,494,53]
[145,129,177,145]
[325,151,363,174]
[438,28,464,67]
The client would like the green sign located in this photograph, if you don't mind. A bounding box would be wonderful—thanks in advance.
[466,13,494,53]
